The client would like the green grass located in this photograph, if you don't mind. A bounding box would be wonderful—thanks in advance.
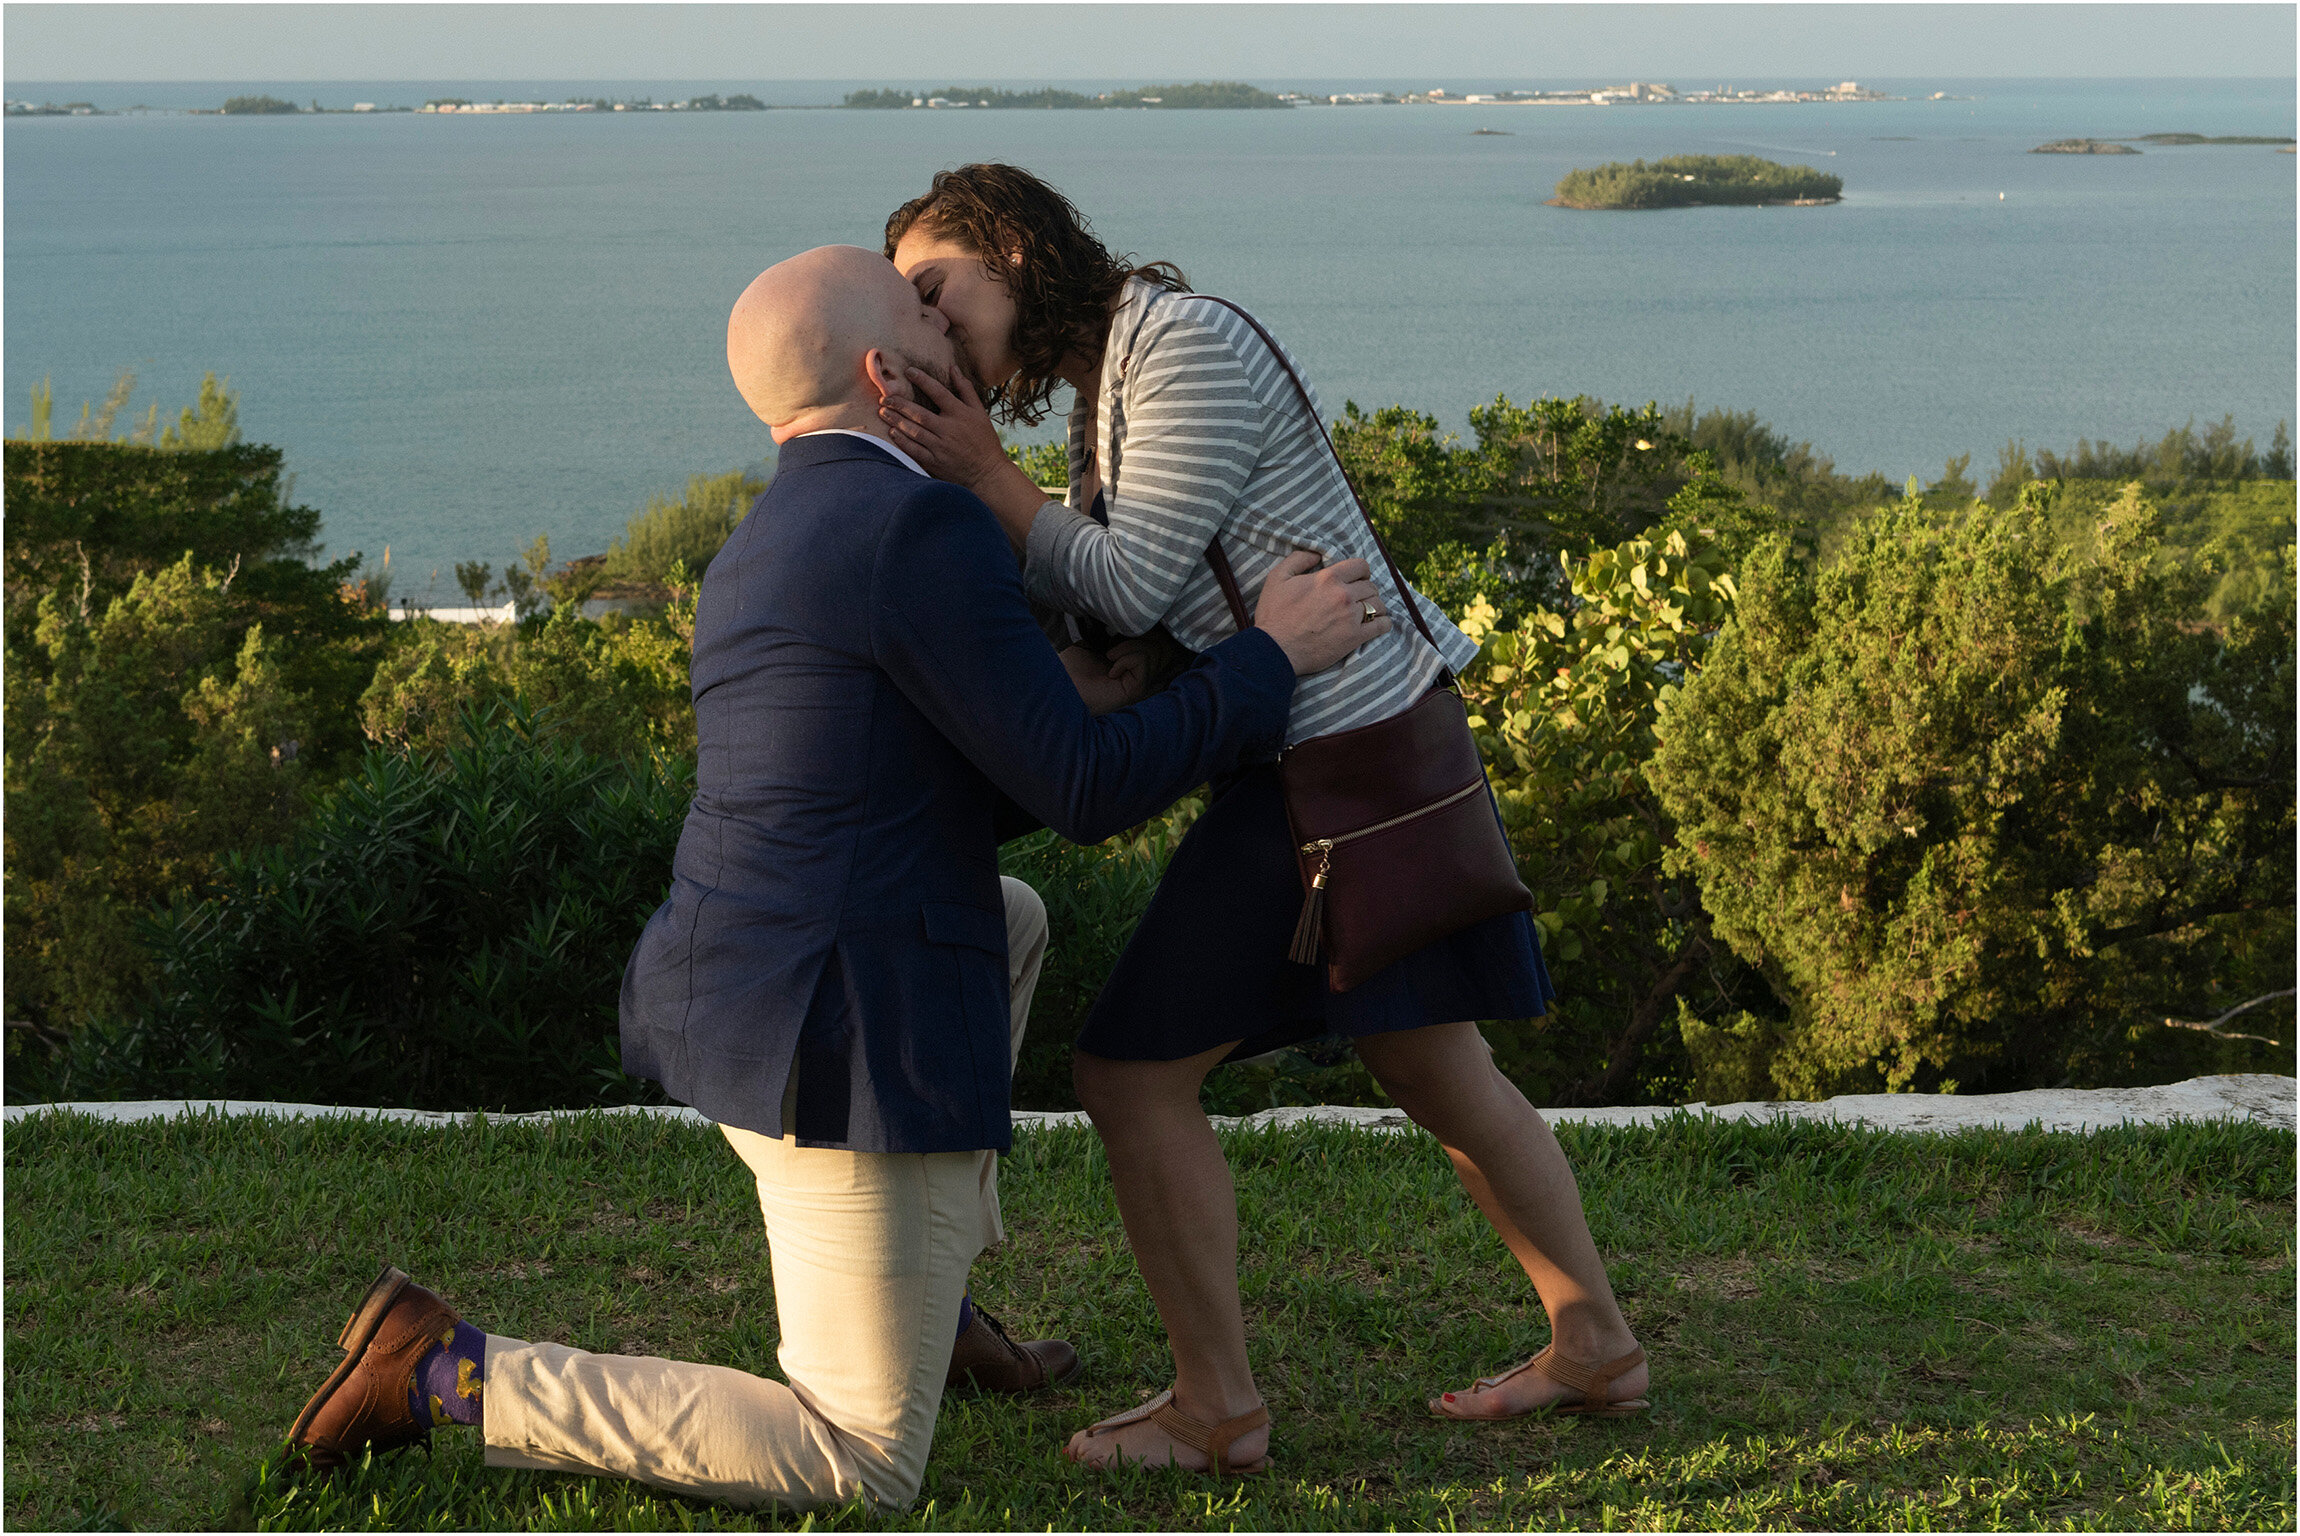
[6,1111,2292,1530]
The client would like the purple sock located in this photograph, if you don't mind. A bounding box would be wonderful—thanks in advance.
[407,1319,487,1428]
[955,1292,976,1341]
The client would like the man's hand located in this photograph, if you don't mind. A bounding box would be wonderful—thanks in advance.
[1253,551,1392,676]
[1059,644,1150,715]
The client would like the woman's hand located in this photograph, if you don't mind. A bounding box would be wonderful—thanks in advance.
[882,367,1053,557]
[881,368,1006,492]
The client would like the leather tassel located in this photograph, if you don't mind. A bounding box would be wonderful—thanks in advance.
[1289,863,1327,965]
[1288,883,1324,965]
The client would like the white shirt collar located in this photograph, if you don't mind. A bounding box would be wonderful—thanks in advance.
[794,428,928,478]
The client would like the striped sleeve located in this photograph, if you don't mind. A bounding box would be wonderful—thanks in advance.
[1022,306,1262,636]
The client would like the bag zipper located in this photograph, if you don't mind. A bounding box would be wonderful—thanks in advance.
[1288,777,1489,966]
[1299,777,1488,890]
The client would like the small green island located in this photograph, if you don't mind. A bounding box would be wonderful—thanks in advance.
[2032,138,2141,155]
[1550,153,1842,210]
[2131,132,2296,146]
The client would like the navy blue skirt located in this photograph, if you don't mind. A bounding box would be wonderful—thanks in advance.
[1073,762,1557,1064]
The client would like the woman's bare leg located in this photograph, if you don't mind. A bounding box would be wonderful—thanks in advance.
[1353,1021,1648,1416]
[1064,1042,1272,1470]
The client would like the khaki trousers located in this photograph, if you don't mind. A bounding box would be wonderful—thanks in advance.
[483,877,1048,1511]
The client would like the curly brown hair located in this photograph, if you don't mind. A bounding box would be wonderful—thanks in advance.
[883,163,1189,427]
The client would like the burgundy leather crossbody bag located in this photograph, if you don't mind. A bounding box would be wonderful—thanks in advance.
[1188,297,1532,992]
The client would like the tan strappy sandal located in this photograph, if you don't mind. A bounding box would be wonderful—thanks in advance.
[1431,1343,1650,1421]
[1065,1387,1273,1477]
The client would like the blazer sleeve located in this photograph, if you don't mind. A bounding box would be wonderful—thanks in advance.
[871,482,1293,846]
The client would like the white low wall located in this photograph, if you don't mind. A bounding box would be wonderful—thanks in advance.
[5,1075,2290,1136]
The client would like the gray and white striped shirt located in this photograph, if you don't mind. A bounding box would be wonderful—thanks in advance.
[1022,280,1478,746]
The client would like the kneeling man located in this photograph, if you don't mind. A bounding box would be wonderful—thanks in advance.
[283,245,1392,1510]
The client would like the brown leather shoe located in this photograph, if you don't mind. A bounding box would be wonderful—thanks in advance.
[945,1305,1081,1393]
[285,1265,461,1471]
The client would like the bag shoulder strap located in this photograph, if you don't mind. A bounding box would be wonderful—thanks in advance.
[1182,294,1438,652]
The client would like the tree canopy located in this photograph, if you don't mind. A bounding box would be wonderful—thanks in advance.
[1553,154,1842,209]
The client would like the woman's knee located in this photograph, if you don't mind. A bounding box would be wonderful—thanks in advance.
[1071,1046,1221,1126]
[1359,1023,1504,1132]
[1070,1049,1145,1122]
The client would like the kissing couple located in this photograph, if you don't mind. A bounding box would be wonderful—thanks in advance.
[285,164,1648,1509]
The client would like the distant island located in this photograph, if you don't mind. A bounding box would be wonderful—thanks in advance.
[1551,153,1841,210]
[2032,139,2141,155]
[843,81,1287,110]
[2130,132,2295,146]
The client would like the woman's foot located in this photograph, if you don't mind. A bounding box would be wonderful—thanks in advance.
[1430,1342,1650,1421]
[1063,1387,1272,1475]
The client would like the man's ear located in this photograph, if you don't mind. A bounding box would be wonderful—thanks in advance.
[862,347,905,407]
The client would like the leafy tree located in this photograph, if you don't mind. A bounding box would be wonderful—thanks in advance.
[1651,487,2294,1096]
[159,373,240,450]
[1923,452,1978,506]
[454,560,494,607]
[1457,517,1755,1105]
[1473,395,1697,558]
[1005,439,1070,488]
[3,439,384,768]
[1658,400,1897,540]
[5,556,312,1033]
[220,95,299,115]
[2027,416,2292,488]
[1330,394,1702,611]
[1329,403,1494,574]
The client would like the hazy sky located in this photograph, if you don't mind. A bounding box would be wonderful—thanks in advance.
[6,3,2295,83]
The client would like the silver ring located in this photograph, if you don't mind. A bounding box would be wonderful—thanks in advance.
[1361,601,1383,624]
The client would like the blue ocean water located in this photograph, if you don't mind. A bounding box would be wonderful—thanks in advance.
[5,77,2292,598]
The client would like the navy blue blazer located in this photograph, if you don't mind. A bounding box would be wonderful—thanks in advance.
[619,433,1295,1153]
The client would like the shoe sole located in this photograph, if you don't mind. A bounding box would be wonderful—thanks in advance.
[1428,1396,1652,1422]
[285,1264,411,1458]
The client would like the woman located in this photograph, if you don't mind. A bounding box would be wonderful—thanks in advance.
[877,164,1650,1476]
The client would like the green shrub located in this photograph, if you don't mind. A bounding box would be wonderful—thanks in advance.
[601,469,765,587]
[12,706,691,1110]
[360,579,698,763]
[1651,486,2295,1095]
[1455,519,1763,1106]
[3,439,389,1036]
[4,556,315,1033]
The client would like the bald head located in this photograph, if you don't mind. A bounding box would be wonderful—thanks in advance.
[727,245,954,436]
